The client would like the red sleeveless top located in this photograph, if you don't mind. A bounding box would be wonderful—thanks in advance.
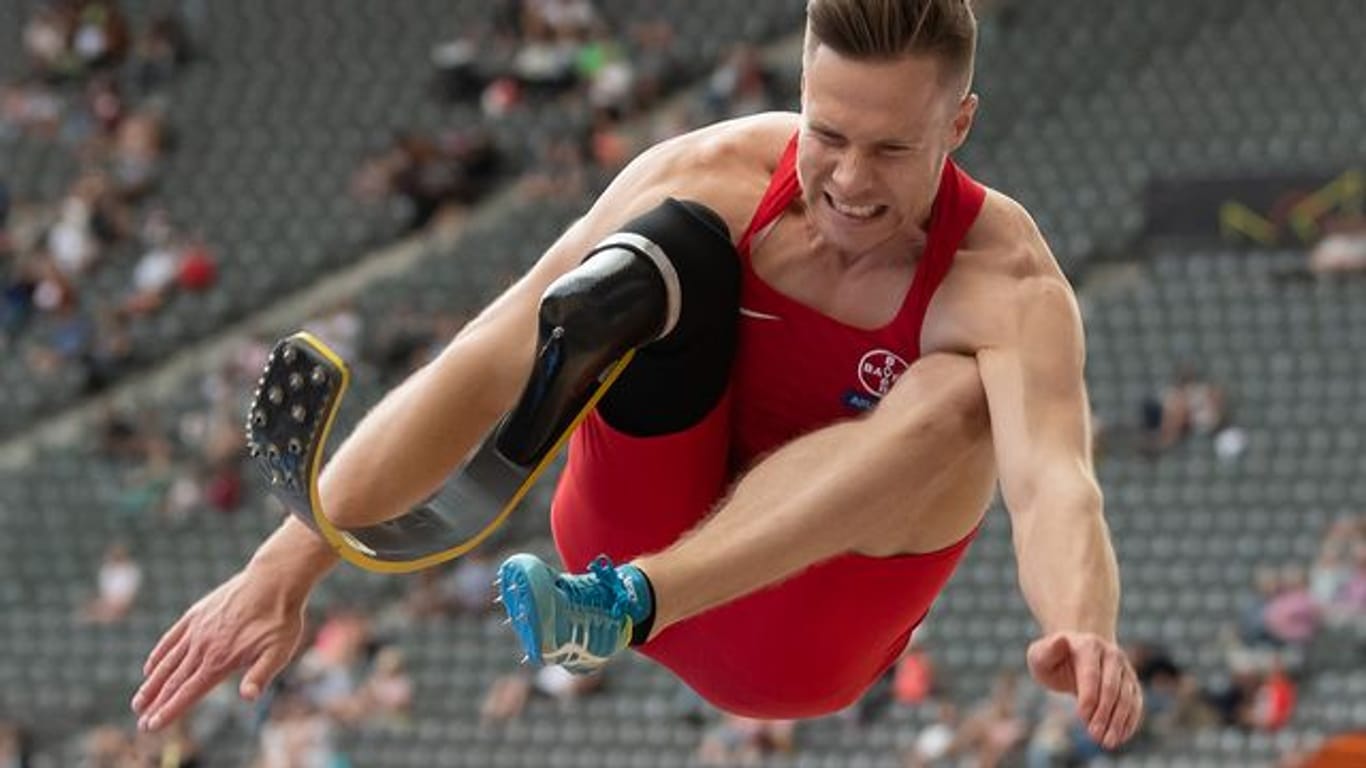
[730,134,987,468]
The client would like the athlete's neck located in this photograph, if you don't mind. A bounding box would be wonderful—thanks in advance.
[800,207,929,273]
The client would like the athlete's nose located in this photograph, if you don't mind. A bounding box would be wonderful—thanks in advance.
[829,150,874,199]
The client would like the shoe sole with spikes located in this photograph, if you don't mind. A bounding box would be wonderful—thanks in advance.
[497,554,552,666]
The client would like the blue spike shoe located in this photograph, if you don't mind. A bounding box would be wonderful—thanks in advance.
[496,553,652,675]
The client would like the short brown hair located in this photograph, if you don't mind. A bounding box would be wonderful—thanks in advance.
[805,0,977,91]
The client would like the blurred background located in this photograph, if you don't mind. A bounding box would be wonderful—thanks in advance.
[0,0,1364,765]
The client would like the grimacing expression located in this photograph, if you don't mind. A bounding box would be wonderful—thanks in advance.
[797,44,976,256]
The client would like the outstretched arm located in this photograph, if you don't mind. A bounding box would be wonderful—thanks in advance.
[976,220,1140,749]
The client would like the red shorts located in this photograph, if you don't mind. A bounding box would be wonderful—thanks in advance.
[551,390,975,719]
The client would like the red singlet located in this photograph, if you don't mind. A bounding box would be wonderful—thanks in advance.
[551,135,987,718]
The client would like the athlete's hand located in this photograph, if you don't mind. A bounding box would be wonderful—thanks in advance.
[131,566,307,732]
[1026,632,1143,750]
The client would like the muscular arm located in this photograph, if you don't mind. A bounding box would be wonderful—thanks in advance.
[974,209,1139,749]
[977,270,1118,639]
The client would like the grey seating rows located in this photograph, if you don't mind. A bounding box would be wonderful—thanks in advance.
[3,0,1365,765]
[0,0,806,437]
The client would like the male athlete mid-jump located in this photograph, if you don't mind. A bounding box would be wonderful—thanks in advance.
[135,0,1142,749]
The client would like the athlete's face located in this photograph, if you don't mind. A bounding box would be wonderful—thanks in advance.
[798,45,977,257]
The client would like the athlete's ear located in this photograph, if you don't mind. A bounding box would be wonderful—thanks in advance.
[948,92,978,153]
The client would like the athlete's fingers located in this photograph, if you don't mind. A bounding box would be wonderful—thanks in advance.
[1089,646,1124,744]
[240,642,294,701]
[1100,666,1137,749]
[139,643,212,730]
[141,665,224,733]
[132,637,191,714]
[1073,637,1104,722]
[1120,677,1145,743]
[142,613,191,677]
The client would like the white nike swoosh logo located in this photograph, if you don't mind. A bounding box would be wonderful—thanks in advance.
[739,307,782,321]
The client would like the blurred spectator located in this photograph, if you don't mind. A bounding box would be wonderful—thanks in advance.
[71,1,132,73]
[49,171,131,279]
[954,671,1028,768]
[1141,365,1228,454]
[705,44,777,120]
[1309,518,1360,608]
[354,646,415,726]
[892,637,937,707]
[0,721,31,768]
[521,136,588,202]
[257,689,347,768]
[1129,642,1217,738]
[132,13,194,94]
[84,73,126,140]
[697,715,795,766]
[1333,538,1366,615]
[97,405,158,461]
[588,106,633,170]
[431,37,484,102]
[122,209,180,315]
[109,109,166,201]
[1205,661,1264,728]
[578,31,635,112]
[480,672,532,725]
[353,129,502,230]
[1262,566,1322,647]
[1024,693,1076,768]
[82,724,137,768]
[0,78,63,139]
[114,433,175,522]
[320,644,416,728]
[628,21,680,107]
[176,236,217,292]
[23,5,74,79]
[1308,219,1366,275]
[1247,658,1297,732]
[904,702,959,768]
[447,551,499,615]
[0,256,39,346]
[480,666,605,726]
[296,608,372,719]
[525,0,600,40]
[1239,567,1286,647]
[80,308,133,391]
[80,542,142,624]
[305,301,364,363]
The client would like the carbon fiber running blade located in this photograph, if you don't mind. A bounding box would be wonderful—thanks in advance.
[338,435,533,561]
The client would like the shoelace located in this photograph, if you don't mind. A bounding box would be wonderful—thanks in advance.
[557,555,632,621]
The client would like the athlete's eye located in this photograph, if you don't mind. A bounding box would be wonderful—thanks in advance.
[810,128,844,147]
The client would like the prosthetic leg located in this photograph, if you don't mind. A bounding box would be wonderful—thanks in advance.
[247,199,737,572]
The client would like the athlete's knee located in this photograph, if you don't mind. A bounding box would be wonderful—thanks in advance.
[591,198,742,437]
[498,198,742,460]
[878,353,989,442]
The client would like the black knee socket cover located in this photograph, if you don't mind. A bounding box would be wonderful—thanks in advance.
[596,198,740,437]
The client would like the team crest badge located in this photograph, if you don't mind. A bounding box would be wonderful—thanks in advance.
[857,349,909,397]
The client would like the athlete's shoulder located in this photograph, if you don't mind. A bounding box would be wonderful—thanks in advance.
[643,111,798,177]
[964,185,1066,282]
[626,112,800,240]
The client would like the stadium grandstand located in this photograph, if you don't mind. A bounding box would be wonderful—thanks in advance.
[1,0,1364,765]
